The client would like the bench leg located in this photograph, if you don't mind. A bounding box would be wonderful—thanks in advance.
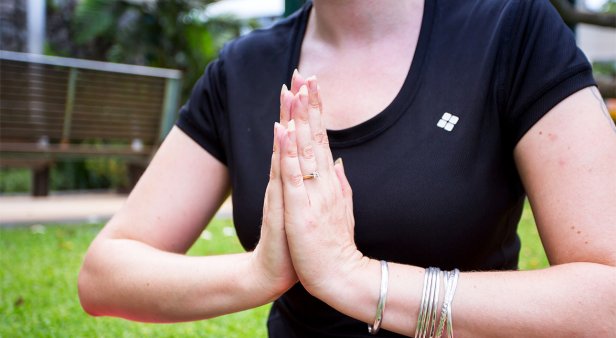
[127,163,146,192]
[32,165,50,197]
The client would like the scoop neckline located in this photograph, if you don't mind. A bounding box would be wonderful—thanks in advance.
[286,0,435,148]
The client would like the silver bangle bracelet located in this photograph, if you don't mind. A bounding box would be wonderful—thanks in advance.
[414,267,431,338]
[435,270,452,337]
[434,268,460,338]
[429,269,441,337]
[423,268,437,338]
[368,260,389,335]
[416,267,442,338]
[415,267,465,338]
[446,269,459,338]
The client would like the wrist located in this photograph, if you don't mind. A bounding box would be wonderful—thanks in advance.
[248,248,295,302]
[307,248,373,303]
[313,254,382,325]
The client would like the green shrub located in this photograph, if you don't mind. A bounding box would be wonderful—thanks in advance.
[0,169,31,193]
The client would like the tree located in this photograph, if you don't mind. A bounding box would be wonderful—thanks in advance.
[47,0,243,100]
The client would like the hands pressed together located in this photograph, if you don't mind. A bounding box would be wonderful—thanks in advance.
[252,70,364,301]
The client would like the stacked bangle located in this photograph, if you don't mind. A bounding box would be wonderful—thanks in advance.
[415,267,441,338]
[415,267,460,338]
[365,263,460,337]
[368,260,389,335]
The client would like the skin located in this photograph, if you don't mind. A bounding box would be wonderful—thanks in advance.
[278,76,616,337]
[78,0,616,335]
[77,75,306,322]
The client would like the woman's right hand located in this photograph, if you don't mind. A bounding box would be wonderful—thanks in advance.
[250,72,306,298]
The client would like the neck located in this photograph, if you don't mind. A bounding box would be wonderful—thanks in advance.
[309,0,423,45]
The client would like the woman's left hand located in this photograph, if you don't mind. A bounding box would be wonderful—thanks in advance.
[277,76,366,299]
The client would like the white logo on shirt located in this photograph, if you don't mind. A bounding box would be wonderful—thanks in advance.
[436,112,459,132]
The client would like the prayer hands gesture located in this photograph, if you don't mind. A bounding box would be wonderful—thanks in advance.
[256,70,362,300]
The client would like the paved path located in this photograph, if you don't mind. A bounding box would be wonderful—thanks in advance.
[0,193,233,227]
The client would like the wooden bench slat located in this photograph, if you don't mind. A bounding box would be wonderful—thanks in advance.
[1,93,69,105]
[2,61,168,85]
[0,51,182,195]
[2,75,166,95]
[2,95,165,113]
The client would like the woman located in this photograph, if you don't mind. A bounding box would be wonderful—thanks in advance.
[78,0,616,336]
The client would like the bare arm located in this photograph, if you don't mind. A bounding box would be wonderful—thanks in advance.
[78,126,293,322]
[280,83,616,336]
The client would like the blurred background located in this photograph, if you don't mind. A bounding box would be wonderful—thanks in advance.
[0,0,614,337]
[0,0,614,196]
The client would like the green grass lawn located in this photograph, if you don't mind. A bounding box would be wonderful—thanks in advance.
[1,202,548,337]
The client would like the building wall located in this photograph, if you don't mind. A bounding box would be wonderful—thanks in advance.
[577,24,616,62]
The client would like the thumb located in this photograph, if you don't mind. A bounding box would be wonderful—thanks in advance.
[333,158,354,224]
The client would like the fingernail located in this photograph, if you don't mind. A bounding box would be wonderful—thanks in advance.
[293,69,299,79]
[335,157,343,167]
[288,119,295,132]
[299,85,308,97]
[280,84,287,102]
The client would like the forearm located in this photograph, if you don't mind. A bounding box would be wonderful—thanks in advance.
[78,238,279,323]
[319,259,616,337]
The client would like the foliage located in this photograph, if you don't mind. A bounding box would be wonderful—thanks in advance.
[67,0,243,100]
[603,0,616,13]
[593,60,616,77]
[0,159,129,194]
[0,204,548,336]
[50,159,128,191]
[0,169,31,193]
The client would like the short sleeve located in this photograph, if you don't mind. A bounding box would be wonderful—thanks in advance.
[500,0,596,148]
[175,58,228,165]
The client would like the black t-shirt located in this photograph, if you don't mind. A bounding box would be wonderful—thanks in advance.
[176,1,595,336]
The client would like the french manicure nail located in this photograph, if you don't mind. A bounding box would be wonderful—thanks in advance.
[288,119,296,132]
[299,85,308,96]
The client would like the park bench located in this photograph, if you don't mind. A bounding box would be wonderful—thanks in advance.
[0,50,182,196]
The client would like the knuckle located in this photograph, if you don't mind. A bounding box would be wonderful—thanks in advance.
[314,131,329,145]
[298,109,310,122]
[290,173,303,187]
[302,144,314,159]
[286,146,298,158]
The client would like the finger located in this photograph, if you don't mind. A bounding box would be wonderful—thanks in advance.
[263,123,284,228]
[305,75,324,126]
[304,79,333,175]
[333,158,354,233]
[333,158,352,211]
[280,85,293,127]
[291,87,319,191]
[279,120,311,220]
[290,69,306,96]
